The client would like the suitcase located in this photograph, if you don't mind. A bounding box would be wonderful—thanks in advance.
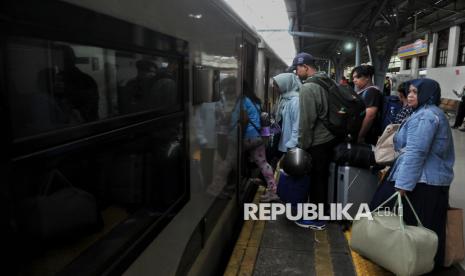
[328,164,379,217]
[327,162,338,203]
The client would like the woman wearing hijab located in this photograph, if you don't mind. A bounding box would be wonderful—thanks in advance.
[260,73,301,202]
[273,73,301,154]
[388,78,455,267]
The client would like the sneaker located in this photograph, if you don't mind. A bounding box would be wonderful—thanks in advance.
[294,219,326,230]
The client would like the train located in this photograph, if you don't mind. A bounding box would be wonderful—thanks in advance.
[0,0,287,275]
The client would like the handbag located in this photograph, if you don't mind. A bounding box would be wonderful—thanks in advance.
[15,169,101,240]
[351,192,438,276]
[374,123,400,165]
[444,207,465,266]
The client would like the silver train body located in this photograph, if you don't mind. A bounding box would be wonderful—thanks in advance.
[0,0,286,275]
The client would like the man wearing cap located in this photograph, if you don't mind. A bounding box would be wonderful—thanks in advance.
[290,52,339,230]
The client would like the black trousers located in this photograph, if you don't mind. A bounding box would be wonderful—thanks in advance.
[370,181,449,268]
[453,97,465,128]
[403,183,449,268]
[306,138,339,209]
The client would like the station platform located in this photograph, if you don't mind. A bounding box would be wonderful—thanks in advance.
[225,186,465,276]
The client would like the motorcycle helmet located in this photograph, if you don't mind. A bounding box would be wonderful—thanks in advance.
[281,148,312,177]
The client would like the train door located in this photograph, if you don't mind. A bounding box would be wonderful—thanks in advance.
[238,34,258,203]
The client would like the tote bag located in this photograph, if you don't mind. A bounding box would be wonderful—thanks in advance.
[351,192,438,276]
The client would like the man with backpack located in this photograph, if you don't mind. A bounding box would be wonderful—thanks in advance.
[290,53,340,230]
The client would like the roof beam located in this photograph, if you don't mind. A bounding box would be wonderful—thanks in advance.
[368,0,389,29]
[416,0,465,15]
[289,31,355,41]
[299,25,359,36]
[302,0,371,18]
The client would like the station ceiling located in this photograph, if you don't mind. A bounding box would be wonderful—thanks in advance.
[284,0,465,66]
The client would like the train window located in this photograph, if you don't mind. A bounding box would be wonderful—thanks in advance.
[9,117,185,274]
[6,36,181,139]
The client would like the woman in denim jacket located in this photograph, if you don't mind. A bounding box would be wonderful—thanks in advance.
[388,78,455,267]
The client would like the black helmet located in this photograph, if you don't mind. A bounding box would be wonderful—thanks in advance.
[281,148,311,177]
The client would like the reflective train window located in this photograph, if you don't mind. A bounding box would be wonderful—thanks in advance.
[6,37,181,138]
[9,118,185,274]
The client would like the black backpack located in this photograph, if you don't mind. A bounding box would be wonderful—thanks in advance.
[307,76,366,142]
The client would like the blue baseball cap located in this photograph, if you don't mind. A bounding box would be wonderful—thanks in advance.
[287,52,315,71]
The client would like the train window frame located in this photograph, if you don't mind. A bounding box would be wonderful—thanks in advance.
[1,2,190,275]
[3,35,185,156]
[0,1,188,158]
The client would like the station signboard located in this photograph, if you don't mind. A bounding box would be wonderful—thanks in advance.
[398,39,428,59]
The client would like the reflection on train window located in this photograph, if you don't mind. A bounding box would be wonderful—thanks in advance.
[116,52,179,114]
[6,37,181,138]
[10,119,185,274]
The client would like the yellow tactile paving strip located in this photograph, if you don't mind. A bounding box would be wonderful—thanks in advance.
[344,230,393,276]
[224,186,266,276]
[314,230,334,276]
[225,185,334,276]
[225,185,392,276]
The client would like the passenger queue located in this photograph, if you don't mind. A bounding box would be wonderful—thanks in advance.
[236,51,458,271]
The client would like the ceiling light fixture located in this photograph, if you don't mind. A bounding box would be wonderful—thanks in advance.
[188,14,203,19]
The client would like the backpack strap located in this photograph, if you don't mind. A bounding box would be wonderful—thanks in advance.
[306,76,332,91]
[243,97,262,135]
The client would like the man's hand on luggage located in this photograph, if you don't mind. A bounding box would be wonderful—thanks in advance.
[396,188,407,196]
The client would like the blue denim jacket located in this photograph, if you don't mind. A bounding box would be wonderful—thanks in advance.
[388,104,455,191]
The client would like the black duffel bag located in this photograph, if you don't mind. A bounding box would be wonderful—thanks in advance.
[15,169,102,241]
[333,142,375,168]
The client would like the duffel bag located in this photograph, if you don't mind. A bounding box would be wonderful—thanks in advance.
[351,192,438,276]
[333,142,375,168]
[15,169,102,241]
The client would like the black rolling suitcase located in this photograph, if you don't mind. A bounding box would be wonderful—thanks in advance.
[328,163,379,217]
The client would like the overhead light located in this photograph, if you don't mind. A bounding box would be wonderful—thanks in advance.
[337,52,341,55]
[344,42,353,51]
[188,14,203,19]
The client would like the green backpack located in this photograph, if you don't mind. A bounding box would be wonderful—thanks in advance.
[307,76,366,142]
